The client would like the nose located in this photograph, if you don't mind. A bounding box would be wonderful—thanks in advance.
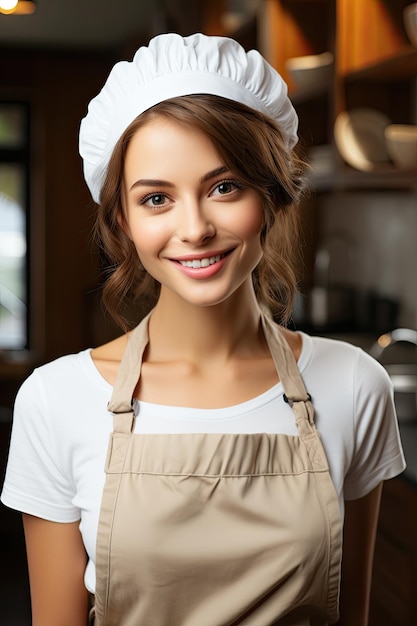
[177,201,216,245]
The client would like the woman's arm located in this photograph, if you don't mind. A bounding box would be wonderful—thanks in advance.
[23,513,89,626]
[336,482,383,626]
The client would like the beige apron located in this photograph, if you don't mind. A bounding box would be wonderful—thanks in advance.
[92,312,342,625]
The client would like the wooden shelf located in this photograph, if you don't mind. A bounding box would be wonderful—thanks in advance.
[337,0,411,76]
[345,47,417,83]
[258,0,332,86]
[260,1,417,192]
[310,166,417,191]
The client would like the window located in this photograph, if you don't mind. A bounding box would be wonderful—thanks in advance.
[0,102,30,351]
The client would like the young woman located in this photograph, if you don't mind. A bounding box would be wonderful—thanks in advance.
[1,33,405,626]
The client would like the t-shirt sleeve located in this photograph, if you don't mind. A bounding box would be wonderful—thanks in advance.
[343,349,406,500]
[1,369,81,522]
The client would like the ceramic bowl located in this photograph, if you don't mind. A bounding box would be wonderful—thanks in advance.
[334,108,391,171]
[285,52,333,91]
[404,3,417,48]
[384,124,417,169]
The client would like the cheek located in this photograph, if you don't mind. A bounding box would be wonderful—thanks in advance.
[128,220,167,260]
[231,201,264,239]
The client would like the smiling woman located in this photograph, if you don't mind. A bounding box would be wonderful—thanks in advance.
[98,94,305,329]
[1,32,405,626]
[119,115,265,310]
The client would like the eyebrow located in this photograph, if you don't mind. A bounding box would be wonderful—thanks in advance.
[129,166,229,192]
[200,165,228,184]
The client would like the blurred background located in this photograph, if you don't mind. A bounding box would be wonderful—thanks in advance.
[0,1,416,624]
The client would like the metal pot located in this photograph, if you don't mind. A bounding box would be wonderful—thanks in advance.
[370,328,417,423]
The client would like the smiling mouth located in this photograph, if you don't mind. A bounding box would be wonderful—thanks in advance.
[176,250,232,269]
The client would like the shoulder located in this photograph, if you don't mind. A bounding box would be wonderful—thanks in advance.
[11,348,114,469]
[299,334,404,498]
[16,347,110,410]
[298,333,394,428]
[303,333,365,362]
[301,333,390,385]
[28,349,94,382]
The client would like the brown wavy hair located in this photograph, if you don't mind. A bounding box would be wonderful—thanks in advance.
[94,95,310,330]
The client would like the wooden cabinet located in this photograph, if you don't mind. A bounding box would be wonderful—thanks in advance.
[369,477,417,626]
[252,0,417,333]
[256,0,417,191]
[337,0,411,76]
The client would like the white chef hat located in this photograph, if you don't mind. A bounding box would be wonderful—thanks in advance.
[79,32,299,204]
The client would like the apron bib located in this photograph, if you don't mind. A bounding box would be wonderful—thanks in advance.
[92,312,342,625]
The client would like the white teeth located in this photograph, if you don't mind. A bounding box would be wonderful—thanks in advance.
[179,254,222,268]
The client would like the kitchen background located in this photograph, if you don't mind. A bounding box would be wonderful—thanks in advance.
[0,1,416,624]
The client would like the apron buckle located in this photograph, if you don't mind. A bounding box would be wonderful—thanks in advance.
[283,392,312,407]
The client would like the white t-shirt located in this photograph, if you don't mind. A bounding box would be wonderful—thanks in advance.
[1,332,406,593]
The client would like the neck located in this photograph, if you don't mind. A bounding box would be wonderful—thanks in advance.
[147,283,266,364]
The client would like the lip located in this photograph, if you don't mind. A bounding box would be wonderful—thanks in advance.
[170,248,233,262]
[169,248,234,279]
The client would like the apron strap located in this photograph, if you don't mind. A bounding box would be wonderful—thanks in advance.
[261,313,318,443]
[261,313,310,405]
[107,308,315,441]
[107,310,152,434]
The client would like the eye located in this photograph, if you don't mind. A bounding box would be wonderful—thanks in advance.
[141,193,169,208]
[211,180,243,197]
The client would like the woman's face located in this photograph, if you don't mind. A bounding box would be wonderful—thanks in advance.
[121,116,264,308]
